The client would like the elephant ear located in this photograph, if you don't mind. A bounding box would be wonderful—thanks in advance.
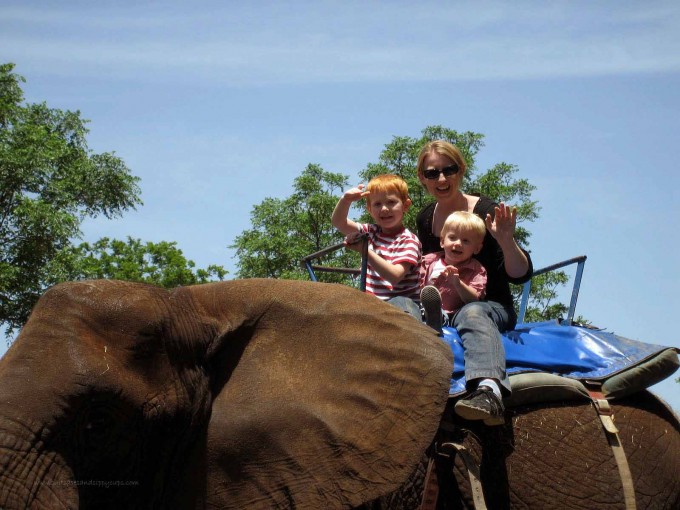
[184,279,453,509]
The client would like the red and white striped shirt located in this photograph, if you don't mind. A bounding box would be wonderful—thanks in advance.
[358,223,421,301]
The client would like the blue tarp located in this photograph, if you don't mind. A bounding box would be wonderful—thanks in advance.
[442,321,676,395]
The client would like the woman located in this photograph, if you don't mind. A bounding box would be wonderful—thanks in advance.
[416,140,533,425]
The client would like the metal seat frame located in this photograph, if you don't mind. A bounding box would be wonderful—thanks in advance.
[302,240,587,325]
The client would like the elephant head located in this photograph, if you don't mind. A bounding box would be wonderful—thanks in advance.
[0,279,453,509]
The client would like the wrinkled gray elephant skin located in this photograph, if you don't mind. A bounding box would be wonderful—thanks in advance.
[0,279,454,509]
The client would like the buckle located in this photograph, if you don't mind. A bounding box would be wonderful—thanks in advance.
[593,398,613,416]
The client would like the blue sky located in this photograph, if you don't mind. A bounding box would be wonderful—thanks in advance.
[1,1,678,411]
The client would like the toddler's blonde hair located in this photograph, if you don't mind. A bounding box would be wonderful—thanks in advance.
[441,211,486,241]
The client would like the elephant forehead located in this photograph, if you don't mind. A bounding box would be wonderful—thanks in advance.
[4,281,175,392]
[0,281,191,430]
[47,280,168,321]
[20,280,172,346]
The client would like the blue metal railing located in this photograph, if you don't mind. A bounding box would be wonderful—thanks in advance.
[517,255,587,326]
[300,233,369,291]
[303,241,587,327]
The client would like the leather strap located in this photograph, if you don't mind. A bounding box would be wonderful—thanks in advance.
[419,440,489,510]
[419,456,439,510]
[586,385,637,510]
[441,442,488,510]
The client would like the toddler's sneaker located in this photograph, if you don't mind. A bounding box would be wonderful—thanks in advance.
[420,285,443,335]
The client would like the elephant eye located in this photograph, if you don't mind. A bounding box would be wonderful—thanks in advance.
[83,409,110,437]
[78,404,116,448]
[58,395,144,494]
[72,393,137,452]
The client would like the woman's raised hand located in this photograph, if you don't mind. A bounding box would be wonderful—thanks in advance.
[485,202,517,242]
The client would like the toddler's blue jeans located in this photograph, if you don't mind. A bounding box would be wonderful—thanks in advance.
[388,297,513,395]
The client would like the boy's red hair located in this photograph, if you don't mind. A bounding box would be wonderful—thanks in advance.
[365,174,410,208]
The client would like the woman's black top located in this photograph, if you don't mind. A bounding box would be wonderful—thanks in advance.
[416,196,533,317]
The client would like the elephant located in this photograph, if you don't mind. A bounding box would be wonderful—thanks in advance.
[0,279,678,509]
[0,279,454,509]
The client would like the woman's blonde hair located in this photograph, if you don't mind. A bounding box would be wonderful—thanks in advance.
[365,174,410,208]
[441,211,486,240]
[417,140,467,176]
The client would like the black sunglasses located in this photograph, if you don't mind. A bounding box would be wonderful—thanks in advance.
[422,165,459,180]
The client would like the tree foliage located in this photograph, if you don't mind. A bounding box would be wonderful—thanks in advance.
[233,125,578,323]
[231,164,361,284]
[0,63,227,336]
[0,63,143,331]
[56,237,227,287]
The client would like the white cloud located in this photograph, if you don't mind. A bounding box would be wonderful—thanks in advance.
[1,1,679,85]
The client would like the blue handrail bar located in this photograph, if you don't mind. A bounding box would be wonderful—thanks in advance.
[300,234,369,291]
[304,243,586,324]
[518,255,587,325]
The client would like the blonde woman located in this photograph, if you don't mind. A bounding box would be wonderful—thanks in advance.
[416,140,533,426]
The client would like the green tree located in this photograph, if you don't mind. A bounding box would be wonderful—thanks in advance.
[232,164,360,284]
[55,237,227,287]
[1,63,229,338]
[0,63,142,332]
[233,125,580,323]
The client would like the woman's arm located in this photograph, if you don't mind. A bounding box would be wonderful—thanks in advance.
[484,203,530,279]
